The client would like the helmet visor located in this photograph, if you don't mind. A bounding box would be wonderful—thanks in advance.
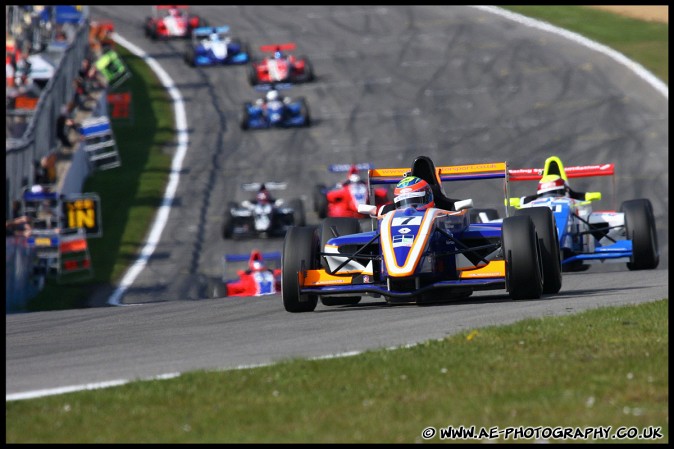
[394,190,432,209]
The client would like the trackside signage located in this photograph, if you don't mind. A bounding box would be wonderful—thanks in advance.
[62,194,102,237]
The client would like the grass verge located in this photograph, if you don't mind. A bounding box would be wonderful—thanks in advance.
[6,299,668,443]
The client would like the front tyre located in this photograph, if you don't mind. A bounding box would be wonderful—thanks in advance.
[282,226,320,312]
[502,215,543,300]
[515,207,562,294]
[621,199,659,270]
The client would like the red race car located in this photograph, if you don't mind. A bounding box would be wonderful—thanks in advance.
[314,164,391,219]
[209,250,281,298]
[247,42,314,86]
[143,5,206,40]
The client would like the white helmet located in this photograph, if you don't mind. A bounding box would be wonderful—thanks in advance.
[266,90,279,102]
[349,173,361,183]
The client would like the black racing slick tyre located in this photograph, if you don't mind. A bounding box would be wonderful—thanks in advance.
[289,198,306,227]
[222,202,237,239]
[298,97,311,127]
[502,215,543,300]
[247,63,259,86]
[282,226,320,313]
[621,199,659,270]
[515,207,562,294]
[314,184,328,218]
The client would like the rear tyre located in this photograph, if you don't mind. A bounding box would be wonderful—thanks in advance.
[222,202,237,239]
[282,227,320,312]
[247,63,259,86]
[290,198,306,227]
[314,184,328,218]
[502,215,543,300]
[298,97,311,127]
[300,56,315,82]
[240,104,251,130]
[515,207,562,294]
[621,199,659,270]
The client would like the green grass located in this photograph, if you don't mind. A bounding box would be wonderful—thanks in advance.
[501,6,668,84]
[6,299,668,443]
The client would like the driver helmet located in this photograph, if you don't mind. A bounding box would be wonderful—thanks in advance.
[266,90,279,102]
[393,176,434,210]
[347,165,360,184]
[537,175,567,196]
[209,33,219,41]
[274,49,283,59]
[256,190,270,204]
[249,250,265,271]
[169,8,180,17]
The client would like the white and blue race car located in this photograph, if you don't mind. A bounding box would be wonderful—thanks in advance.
[508,156,659,272]
[183,26,249,67]
[240,84,310,130]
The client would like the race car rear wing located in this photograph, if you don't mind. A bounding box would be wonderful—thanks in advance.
[509,163,615,181]
[259,42,296,53]
[328,163,374,173]
[241,182,287,191]
[368,162,510,185]
[193,26,230,37]
[224,252,281,263]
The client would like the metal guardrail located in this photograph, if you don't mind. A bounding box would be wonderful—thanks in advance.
[5,6,90,217]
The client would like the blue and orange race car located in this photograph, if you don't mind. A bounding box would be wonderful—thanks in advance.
[183,26,250,67]
[281,156,563,312]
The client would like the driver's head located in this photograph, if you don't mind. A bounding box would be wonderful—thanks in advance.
[537,175,567,197]
[393,176,434,210]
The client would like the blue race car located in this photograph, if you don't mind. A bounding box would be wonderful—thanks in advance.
[183,26,249,67]
[281,156,563,312]
[509,156,659,272]
[240,84,310,130]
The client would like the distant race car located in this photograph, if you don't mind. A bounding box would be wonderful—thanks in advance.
[247,42,314,86]
[222,182,306,239]
[240,84,310,130]
[183,26,249,66]
[313,163,391,219]
[281,156,562,313]
[508,156,659,272]
[208,250,282,298]
[143,5,206,40]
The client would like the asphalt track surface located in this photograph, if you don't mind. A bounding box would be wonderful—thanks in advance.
[6,6,668,398]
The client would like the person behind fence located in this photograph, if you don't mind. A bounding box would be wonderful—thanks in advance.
[56,105,76,148]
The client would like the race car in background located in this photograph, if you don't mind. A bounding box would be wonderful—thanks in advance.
[508,156,659,272]
[313,163,391,219]
[183,26,250,66]
[240,84,310,130]
[143,5,206,40]
[208,250,281,298]
[247,42,314,86]
[222,182,306,239]
[281,156,562,313]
